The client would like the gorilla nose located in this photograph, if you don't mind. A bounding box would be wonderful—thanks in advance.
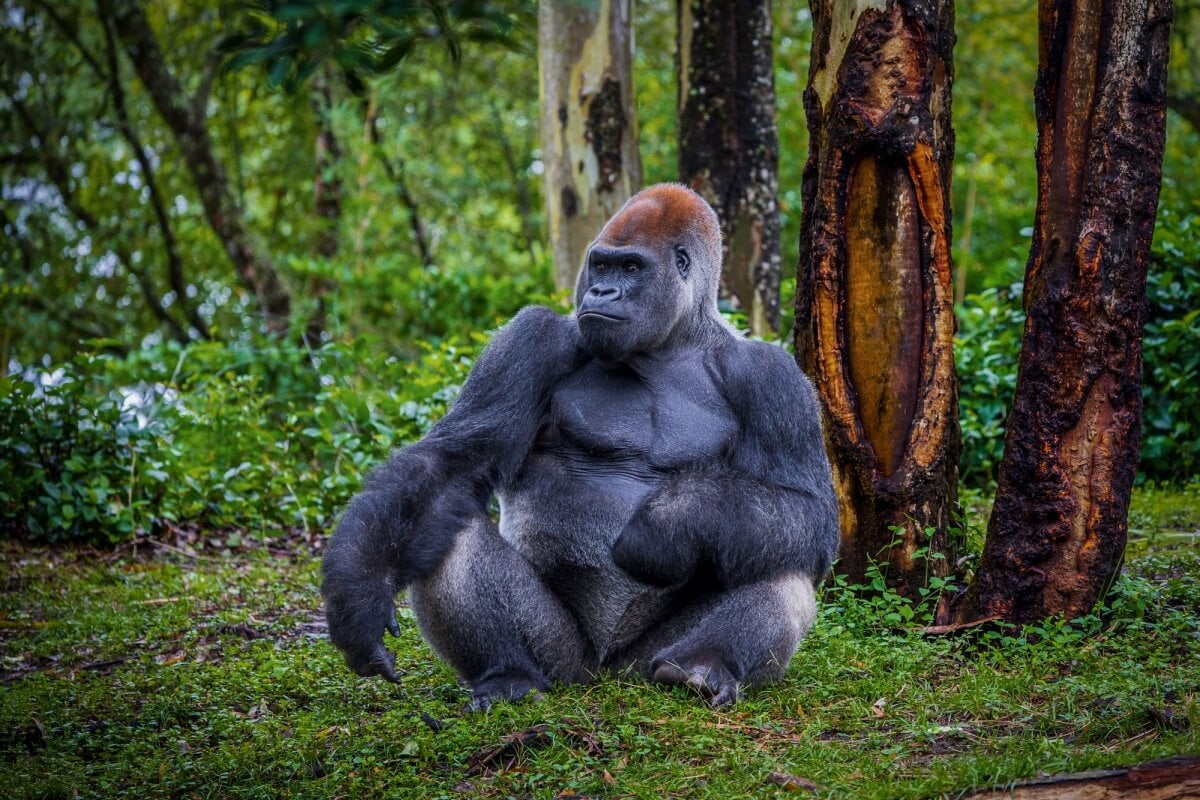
[587,285,621,301]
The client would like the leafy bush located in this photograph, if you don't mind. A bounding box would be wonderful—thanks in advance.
[0,336,480,545]
[1141,237,1200,478]
[955,283,1025,487]
[0,361,165,543]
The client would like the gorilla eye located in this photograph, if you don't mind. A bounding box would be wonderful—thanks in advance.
[595,263,608,274]
[623,260,640,274]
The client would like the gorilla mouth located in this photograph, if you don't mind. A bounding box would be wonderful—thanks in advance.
[578,311,626,322]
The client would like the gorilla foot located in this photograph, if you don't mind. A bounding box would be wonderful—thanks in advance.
[467,669,549,712]
[652,659,742,707]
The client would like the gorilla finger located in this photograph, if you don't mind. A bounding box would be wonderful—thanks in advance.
[387,612,401,638]
[369,645,400,683]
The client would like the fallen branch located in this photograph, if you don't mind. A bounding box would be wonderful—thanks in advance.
[961,756,1200,799]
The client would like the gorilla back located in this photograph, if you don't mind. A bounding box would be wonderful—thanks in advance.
[321,184,839,708]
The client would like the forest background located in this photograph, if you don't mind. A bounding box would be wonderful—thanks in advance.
[1,0,1198,797]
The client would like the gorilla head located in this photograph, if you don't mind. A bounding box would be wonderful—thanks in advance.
[574,184,726,364]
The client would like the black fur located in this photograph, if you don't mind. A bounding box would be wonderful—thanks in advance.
[321,184,839,704]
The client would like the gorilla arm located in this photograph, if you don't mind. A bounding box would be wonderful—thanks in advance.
[321,307,584,680]
[612,341,839,589]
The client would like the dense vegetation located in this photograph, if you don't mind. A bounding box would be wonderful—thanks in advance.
[2,0,1198,544]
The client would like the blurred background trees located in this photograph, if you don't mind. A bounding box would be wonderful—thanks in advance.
[1,0,1197,616]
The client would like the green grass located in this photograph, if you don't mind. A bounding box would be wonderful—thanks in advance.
[2,488,1198,799]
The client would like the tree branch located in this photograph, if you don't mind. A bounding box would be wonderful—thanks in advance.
[97,6,211,339]
[7,92,190,344]
[101,0,292,336]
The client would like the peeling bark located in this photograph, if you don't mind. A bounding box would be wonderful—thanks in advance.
[795,0,959,598]
[677,0,782,334]
[539,0,643,290]
[103,0,292,337]
[957,0,1172,625]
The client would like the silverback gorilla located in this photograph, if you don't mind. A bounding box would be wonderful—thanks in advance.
[321,184,839,708]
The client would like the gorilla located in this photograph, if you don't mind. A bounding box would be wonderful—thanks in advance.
[321,184,839,708]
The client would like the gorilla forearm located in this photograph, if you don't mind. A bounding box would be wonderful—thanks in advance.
[612,472,838,587]
[321,307,584,678]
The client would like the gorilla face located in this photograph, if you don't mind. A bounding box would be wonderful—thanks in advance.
[574,184,723,364]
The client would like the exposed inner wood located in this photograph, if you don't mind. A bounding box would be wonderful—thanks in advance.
[844,155,923,478]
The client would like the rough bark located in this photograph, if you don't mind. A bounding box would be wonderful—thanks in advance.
[956,0,1172,625]
[539,0,643,290]
[961,756,1200,800]
[103,0,292,336]
[678,0,782,334]
[795,0,959,598]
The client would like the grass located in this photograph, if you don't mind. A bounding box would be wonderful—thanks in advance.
[1,487,1197,799]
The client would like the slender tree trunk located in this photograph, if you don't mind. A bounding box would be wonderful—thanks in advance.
[305,71,342,348]
[795,0,959,598]
[539,0,643,290]
[678,0,782,335]
[956,0,1172,625]
[103,0,292,336]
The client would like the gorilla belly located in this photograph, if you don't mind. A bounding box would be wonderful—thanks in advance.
[497,455,676,660]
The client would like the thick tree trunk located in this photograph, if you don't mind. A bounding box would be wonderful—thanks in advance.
[956,0,1172,625]
[539,0,643,290]
[795,0,959,598]
[677,0,782,335]
[104,0,292,336]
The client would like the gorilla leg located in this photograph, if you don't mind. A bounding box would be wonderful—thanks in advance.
[611,575,817,706]
[409,518,594,708]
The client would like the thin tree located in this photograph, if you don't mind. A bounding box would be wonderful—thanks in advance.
[539,0,643,290]
[677,0,783,335]
[955,0,1173,625]
[102,0,293,336]
[795,0,959,598]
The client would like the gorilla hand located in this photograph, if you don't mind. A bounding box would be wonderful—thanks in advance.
[323,576,402,683]
[612,505,700,587]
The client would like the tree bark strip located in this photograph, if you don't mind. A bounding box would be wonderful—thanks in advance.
[103,0,292,336]
[960,756,1200,800]
[539,0,643,290]
[677,0,782,335]
[795,0,959,598]
[956,0,1172,624]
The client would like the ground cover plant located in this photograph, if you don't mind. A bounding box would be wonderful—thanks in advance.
[1,490,1196,799]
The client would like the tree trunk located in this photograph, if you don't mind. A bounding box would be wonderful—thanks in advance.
[539,0,643,291]
[103,0,292,337]
[956,0,1172,625]
[305,71,342,348]
[678,0,782,335]
[795,0,959,598]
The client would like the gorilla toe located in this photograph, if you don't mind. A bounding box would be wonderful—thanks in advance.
[652,658,741,707]
[467,668,550,712]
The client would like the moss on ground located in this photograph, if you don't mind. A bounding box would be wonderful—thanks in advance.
[1,488,1197,799]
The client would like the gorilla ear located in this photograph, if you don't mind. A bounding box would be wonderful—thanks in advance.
[675,247,691,280]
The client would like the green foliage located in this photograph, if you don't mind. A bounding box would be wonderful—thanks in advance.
[954,284,1025,487]
[222,0,532,91]
[0,336,480,545]
[1141,225,1200,478]
[0,360,161,543]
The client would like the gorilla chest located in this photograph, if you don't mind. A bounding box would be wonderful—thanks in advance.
[544,360,736,468]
